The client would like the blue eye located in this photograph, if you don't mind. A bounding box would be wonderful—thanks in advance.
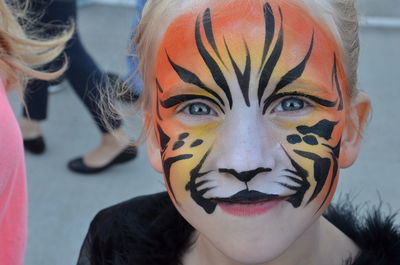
[275,98,306,112]
[187,103,212,115]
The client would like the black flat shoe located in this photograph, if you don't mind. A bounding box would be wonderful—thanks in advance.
[67,145,138,174]
[23,137,46,154]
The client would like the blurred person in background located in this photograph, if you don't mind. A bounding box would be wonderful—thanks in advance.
[19,0,137,174]
[122,0,146,102]
[0,1,71,263]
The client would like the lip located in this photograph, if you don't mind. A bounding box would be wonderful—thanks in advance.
[217,197,285,217]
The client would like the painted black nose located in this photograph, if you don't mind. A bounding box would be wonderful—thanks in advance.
[219,167,272,183]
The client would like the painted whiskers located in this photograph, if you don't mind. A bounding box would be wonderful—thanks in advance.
[155,1,346,214]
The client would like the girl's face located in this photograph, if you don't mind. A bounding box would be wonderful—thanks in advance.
[149,0,366,262]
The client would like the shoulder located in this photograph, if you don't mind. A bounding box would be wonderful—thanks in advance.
[324,201,400,265]
[81,192,194,265]
[91,192,171,228]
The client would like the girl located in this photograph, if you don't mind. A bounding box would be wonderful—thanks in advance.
[78,0,400,264]
[0,1,71,264]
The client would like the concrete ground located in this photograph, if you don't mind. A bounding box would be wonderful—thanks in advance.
[7,4,400,265]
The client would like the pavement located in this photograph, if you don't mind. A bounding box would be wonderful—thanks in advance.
[7,4,400,265]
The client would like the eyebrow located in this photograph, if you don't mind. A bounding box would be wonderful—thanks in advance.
[160,94,225,114]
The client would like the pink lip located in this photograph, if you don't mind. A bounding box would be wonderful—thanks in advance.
[218,199,282,217]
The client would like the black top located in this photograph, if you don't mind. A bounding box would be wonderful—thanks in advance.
[77,192,400,265]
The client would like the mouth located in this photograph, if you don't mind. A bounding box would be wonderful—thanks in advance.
[213,190,287,217]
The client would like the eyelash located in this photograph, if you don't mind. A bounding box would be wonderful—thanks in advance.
[174,95,313,116]
[272,96,313,114]
[178,100,218,116]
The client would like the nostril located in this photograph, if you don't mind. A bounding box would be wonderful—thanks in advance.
[219,167,272,183]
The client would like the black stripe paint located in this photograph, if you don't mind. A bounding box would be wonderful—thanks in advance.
[259,2,275,72]
[262,31,316,113]
[303,135,318,145]
[294,150,331,205]
[282,148,310,208]
[160,94,225,114]
[287,134,302,144]
[156,79,164,93]
[284,175,304,185]
[166,52,225,107]
[224,38,251,106]
[218,167,272,183]
[163,154,193,204]
[179,133,189,140]
[190,139,203,147]
[263,92,337,114]
[188,150,217,214]
[195,16,233,108]
[172,141,185,151]
[275,31,314,91]
[258,7,284,105]
[203,8,225,65]
[316,150,338,213]
[316,140,341,212]
[156,90,163,121]
[332,53,344,111]
[156,124,170,156]
[296,119,338,140]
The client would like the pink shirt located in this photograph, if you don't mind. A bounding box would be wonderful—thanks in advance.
[0,80,27,265]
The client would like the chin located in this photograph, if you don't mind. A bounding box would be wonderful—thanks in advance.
[178,196,317,264]
[202,214,312,264]
[202,217,298,265]
[213,238,292,265]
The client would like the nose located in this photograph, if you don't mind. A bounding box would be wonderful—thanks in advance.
[214,110,277,173]
[219,167,272,182]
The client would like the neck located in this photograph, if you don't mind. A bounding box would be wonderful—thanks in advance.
[183,217,359,265]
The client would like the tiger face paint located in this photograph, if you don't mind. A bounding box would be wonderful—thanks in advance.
[151,0,350,262]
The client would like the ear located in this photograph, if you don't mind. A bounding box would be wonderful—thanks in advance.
[145,118,164,173]
[339,92,371,168]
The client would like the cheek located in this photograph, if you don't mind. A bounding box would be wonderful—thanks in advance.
[273,109,344,210]
[155,117,219,203]
[275,109,345,146]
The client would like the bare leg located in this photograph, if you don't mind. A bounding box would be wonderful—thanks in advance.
[83,127,131,168]
[19,118,42,139]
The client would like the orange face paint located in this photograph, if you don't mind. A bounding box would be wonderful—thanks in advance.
[153,0,348,214]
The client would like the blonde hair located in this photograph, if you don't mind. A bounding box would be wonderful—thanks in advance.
[0,0,73,94]
[108,0,361,140]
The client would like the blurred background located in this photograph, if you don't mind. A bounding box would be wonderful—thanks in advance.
[360,0,400,17]
[7,0,400,264]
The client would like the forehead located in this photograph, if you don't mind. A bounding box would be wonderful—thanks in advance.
[155,0,345,93]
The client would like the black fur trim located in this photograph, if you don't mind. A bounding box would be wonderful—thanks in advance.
[77,192,400,265]
[324,200,400,265]
[77,192,194,265]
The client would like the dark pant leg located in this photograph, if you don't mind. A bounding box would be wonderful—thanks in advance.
[65,32,122,133]
[23,80,49,120]
[22,0,55,120]
[22,0,69,121]
[24,0,121,132]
